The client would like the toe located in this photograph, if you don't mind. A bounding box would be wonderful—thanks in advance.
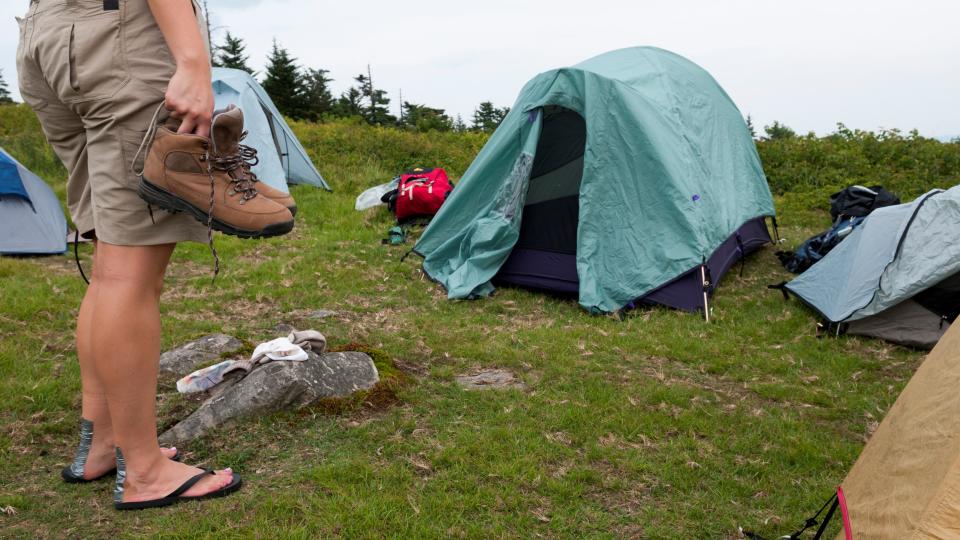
[184,468,233,496]
[217,469,234,488]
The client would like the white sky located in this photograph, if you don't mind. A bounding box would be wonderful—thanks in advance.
[3,0,958,137]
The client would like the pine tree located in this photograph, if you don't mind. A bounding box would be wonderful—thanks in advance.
[261,40,304,118]
[300,68,334,121]
[353,71,395,126]
[401,102,453,132]
[0,69,13,104]
[472,101,509,132]
[453,114,467,133]
[763,120,797,141]
[745,115,756,139]
[333,87,365,118]
[214,32,253,74]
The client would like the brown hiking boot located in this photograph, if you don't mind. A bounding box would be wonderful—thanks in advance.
[138,111,294,239]
[210,106,298,216]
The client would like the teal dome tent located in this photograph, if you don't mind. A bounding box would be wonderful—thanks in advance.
[414,47,776,314]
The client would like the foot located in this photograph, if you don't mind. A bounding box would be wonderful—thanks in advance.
[121,459,235,504]
[79,445,178,481]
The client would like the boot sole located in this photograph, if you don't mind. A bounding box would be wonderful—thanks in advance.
[139,178,294,239]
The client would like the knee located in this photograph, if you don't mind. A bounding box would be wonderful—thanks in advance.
[88,244,172,299]
[91,265,165,299]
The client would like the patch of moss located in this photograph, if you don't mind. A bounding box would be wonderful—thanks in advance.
[306,342,410,415]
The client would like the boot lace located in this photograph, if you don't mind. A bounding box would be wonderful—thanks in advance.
[210,149,260,202]
[200,138,261,281]
[237,132,263,187]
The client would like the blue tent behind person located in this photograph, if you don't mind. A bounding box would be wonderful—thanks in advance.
[0,147,67,255]
[211,67,331,193]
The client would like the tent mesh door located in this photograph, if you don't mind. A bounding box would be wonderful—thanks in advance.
[496,106,587,293]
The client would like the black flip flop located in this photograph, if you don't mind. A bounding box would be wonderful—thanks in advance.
[61,449,182,484]
[115,469,242,511]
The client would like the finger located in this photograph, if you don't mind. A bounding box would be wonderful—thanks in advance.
[194,117,211,139]
[178,116,197,135]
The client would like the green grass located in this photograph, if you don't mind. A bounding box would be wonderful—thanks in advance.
[0,103,958,538]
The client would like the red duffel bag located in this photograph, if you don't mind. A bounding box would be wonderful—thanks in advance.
[395,167,453,222]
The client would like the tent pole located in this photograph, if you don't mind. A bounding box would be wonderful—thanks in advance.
[701,264,711,323]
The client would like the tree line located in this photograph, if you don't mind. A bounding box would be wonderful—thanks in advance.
[0,69,12,104]
[212,32,509,133]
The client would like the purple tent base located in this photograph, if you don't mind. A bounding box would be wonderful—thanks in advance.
[495,216,772,312]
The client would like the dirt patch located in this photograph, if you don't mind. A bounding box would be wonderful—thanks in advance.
[456,369,526,391]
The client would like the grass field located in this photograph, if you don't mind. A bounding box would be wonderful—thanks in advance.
[1,104,958,538]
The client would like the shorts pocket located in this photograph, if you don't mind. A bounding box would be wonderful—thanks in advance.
[120,127,150,190]
[15,16,25,52]
[66,12,129,102]
[15,17,27,84]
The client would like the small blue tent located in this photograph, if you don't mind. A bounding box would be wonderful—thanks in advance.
[786,186,960,349]
[211,68,330,193]
[0,147,67,255]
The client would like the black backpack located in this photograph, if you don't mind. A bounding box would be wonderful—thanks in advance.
[776,217,865,274]
[776,185,900,274]
[829,185,900,221]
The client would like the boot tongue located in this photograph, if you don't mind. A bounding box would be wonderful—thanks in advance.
[211,105,244,156]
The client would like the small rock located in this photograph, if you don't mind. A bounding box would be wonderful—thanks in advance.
[456,369,526,391]
[159,334,243,376]
[308,309,338,319]
[159,351,379,445]
[273,323,296,335]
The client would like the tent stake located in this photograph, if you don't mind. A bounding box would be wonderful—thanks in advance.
[701,264,711,323]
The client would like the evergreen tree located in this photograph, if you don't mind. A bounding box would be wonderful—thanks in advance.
[0,69,13,104]
[333,87,365,118]
[214,31,253,74]
[261,40,304,118]
[763,120,797,141]
[745,115,756,139]
[472,101,509,132]
[401,102,453,132]
[300,68,334,121]
[453,114,468,133]
[353,72,395,125]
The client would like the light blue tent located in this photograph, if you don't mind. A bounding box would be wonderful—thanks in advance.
[212,68,330,193]
[786,186,960,348]
[0,147,67,255]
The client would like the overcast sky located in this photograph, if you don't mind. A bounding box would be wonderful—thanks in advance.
[3,0,958,138]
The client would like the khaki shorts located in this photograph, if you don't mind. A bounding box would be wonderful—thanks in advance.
[15,0,209,245]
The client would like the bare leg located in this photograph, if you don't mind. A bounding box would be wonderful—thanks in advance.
[73,241,177,479]
[90,242,232,501]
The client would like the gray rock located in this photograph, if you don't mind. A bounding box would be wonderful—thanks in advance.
[456,369,526,391]
[159,352,379,445]
[308,309,338,319]
[159,334,243,376]
[272,323,296,335]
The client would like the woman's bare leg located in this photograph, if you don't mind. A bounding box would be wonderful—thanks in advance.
[73,241,177,479]
[90,242,232,501]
